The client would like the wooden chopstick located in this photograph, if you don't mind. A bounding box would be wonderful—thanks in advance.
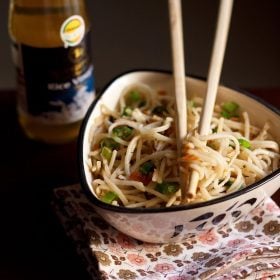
[168,0,189,197]
[168,0,187,150]
[186,0,234,199]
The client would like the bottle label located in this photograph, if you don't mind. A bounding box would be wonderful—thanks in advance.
[15,33,95,125]
[60,15,85,48]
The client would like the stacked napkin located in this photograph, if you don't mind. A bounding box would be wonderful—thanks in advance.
[53,184,280,280]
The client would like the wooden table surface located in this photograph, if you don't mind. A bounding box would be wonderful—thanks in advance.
[0,88,279,279]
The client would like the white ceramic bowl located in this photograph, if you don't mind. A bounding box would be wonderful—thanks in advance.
[79,70,280,243]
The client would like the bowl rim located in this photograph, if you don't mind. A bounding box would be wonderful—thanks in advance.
[78,69,280,214]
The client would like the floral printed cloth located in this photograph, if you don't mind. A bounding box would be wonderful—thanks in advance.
[52,184,280,280]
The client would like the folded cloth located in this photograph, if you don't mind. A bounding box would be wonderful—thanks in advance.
[52,184,280,280]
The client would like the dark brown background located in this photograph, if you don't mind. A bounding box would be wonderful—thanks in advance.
[1,0,280,90]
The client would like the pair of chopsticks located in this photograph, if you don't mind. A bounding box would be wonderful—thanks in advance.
[168,0,234,199]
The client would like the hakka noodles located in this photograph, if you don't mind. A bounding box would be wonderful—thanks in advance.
[87,83,280,208]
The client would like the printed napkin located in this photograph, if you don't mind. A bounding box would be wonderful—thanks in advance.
[52,184,280,280]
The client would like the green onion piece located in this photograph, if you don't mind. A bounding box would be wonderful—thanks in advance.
[122,106,133,116]
[155,182,179,195]
[112,126,133,139]
[224,180,233,189]
[221,101,239,119]
[139,161,155,175]
[126,90,146,107]
[129,90,141,102]
[187,100,196,109]
[221,111,231,119]
[222,102,239,113]
[101,146,112,161]
[238,138,251,149]
[100,138,120,150]
[152,105,167,116]
[101,191,118,204]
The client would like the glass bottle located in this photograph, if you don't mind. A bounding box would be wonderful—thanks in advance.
[9,0,95,144]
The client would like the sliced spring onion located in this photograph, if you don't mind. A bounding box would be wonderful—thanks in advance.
[222,101,239,113]
[122,106,133,116]
[139,161,155,175]
[238,138,251,149]
[112,126,133,139]
[221,111,230,119]
[187,100,196,109]
[129,90,141,102]
[101,146,112,161]
[126,90,147,108]
[101,191,118,204]
[100,138,120,150]
[155,182,179,195]
[224,180,233,189]
[221,101,239,119]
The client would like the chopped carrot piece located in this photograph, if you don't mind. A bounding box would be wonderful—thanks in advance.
[129,171,152,185]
